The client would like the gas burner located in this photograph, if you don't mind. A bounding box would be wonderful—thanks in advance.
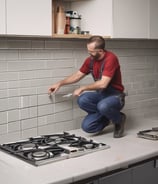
[70,139,100,149]
[0,132,110,166]
[27,150,53,161]
[2,141,37,152]
[44,137,66,145]
[18,143,37,151]
[42,132,82,146]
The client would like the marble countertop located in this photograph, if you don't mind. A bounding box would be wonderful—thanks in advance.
[0,117,158,184]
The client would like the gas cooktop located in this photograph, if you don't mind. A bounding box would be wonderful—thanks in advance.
[0,132,110,166]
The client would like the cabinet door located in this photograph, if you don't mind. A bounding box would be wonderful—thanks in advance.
[113,0,149,38]
[6,0,52,36]
[99,169,132,184]
[70,0,150,38]
[0,0,6,34]
[70,0,113,37]
[132,160,158,184]
[84,180,99,184]
[150,0,158,39]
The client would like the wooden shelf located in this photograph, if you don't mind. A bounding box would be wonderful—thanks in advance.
[52,34,91,39]
[0,34,111,40]
[52,34,111,39]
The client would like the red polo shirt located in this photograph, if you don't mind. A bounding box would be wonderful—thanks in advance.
[79,50,124,92]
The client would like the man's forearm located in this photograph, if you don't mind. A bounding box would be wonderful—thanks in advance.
[80,81,105,91]
[81,77,111,91]
[59,71,85,86]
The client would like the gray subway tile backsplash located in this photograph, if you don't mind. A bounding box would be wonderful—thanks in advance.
[0,112,7,125]
[0,38,158,142]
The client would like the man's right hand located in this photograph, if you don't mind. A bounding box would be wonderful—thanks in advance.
[48,87,55,95]
[48,83,61,96]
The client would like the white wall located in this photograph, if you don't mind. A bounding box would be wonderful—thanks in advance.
[0,38,158,143]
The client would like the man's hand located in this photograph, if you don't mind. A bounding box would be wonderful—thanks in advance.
[48,83,61,95]
[73,87,84,96]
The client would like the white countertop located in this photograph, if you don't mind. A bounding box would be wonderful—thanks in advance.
[0,117,158,184]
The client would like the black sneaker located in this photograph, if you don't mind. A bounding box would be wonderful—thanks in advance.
[113,113,126,138]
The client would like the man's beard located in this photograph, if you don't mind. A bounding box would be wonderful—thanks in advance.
[90,52,101,60]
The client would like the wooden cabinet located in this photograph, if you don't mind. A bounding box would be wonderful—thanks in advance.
[112,0,149,38]
[0,0,158,38]
[99,159,158,184]
[73,159,158,184]
[6,0,52,36]
[132,160,158,184]
[0,0,6,34]
[150,0,158,39]
[70,0,151,39]
[99,169,132,184]
[83,180,99,184]
[70,0,112,37]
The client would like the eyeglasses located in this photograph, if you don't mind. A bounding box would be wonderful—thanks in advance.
[87,49,103,54]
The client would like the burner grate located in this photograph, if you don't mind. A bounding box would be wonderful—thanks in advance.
[0,132,110,166]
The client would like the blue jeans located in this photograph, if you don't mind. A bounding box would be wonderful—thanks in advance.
[77,87,125,133]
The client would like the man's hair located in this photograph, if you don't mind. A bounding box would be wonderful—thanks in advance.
[87,35,105,50]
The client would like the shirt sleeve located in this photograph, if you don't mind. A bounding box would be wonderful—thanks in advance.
[79,57,91,75]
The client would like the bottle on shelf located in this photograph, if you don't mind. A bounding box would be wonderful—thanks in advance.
[66,11,82,34]
[56,5,66,34]
[64,13,71,34]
